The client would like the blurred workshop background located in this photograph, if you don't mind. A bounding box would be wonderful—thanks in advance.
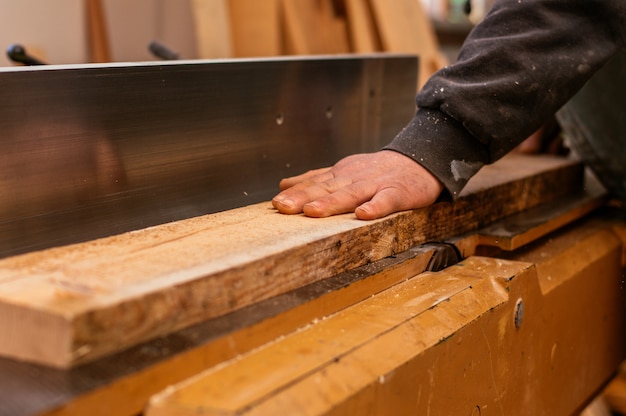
[0,0,494,87]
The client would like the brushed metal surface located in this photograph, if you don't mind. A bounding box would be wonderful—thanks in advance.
[0,55,417,258]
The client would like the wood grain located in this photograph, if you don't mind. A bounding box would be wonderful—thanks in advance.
[0,154,582,368]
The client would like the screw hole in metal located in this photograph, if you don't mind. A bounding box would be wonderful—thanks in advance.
[514,298,524,329]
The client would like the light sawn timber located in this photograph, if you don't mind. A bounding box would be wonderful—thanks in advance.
[0,154,582,368]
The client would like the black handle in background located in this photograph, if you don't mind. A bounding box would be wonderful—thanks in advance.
[6,44,46,65]
[148,41,179,61]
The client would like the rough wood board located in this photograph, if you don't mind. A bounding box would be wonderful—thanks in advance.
[146,222,626,415]
[0,154,581,368]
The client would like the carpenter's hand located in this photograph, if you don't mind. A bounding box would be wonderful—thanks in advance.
[272,150,443,220]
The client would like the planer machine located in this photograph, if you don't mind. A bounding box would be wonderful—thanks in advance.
[0,55,624,416]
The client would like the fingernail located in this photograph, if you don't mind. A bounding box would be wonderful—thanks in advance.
[355,204,377,220]
[303,202,322,215]
[355,205,367,214]
[305,200,320,207]
[275,197,294,209]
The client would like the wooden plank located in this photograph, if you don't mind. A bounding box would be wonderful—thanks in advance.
[191,0,233,58]
[476,178,606,251]
[85,0,110,63]
[146,220,626,415]
[280,0,313,54]
[318,0,351,54]
[369,0,448,88]
[345,0,381,53]
[280,0,350,55]
[229,0,281,57]
[452,172,609,256]
[0,154,582,368]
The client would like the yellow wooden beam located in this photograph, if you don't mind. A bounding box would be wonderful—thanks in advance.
[146,219,626,415]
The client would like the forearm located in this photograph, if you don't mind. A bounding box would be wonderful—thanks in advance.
[385,0,626,197]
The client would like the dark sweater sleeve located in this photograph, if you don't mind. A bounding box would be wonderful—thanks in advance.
[384,0,626,197]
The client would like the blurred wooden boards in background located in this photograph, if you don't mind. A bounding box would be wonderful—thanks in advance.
[3,0,449,88]
[192,0,447,87]
[191,0,233,58]
[369,0,448,87]
[229,0,281,56]
[85,0,111,62]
